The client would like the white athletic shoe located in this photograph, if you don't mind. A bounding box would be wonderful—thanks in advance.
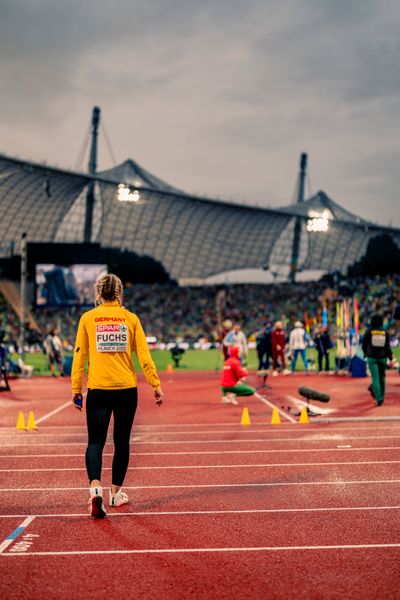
[228,393,239,405]
[109,490,129,507]
[222,394,238,405]
[88,486,106,519]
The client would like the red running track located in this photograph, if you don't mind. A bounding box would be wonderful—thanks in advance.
[0,371,399,599]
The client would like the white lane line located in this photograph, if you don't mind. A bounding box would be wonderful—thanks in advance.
[0,428,305,437]
[2,423,399,434]
[1,460,400,473]
[35,401,72,425]
[258,395,296,422]
[3,543,400,556]
[320,417,400,423]
[0,427,343,438]
[1,446,400,458]
[1,479,400,492]
[2,422,400,437]
[1,505,400,518]
[0,516,36,554]
[3,434,400,446]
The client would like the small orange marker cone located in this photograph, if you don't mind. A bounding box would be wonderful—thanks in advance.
[27,411,38,430]
[271,407,281,425]
[299,406,309,424]
[16,411,26,430]
[166,364,174,374]
[240,407,251,426]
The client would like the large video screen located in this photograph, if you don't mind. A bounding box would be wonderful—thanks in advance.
[36,264,108,306]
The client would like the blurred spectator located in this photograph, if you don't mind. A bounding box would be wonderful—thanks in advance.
[221,319,233,359]
[222,322,248,364]
[170,343,185,368]
[44,328,65,377]
[272,321,287,374]
[362,313,393,406]
[0,331,11,390]
[314,326,333,372]
[289,321,309,372]
[231,323,248,365]
[254,322,273,370]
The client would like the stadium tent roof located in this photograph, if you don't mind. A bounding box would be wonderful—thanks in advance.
[98,159,182,194]
[0,154,89,251]
[0,153,399,283]
[278,191,371,226]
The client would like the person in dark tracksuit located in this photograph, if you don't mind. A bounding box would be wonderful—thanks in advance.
[314,326,332,372]
[362,313,393,406]
[255,323,273,371]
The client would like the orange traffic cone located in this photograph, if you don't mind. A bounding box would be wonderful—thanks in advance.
[299,406,309,424]
[27,411,38,430]
[271,407,281,425]
[16,411,26,430]
[166,364,174,374]
[240,407,251,426]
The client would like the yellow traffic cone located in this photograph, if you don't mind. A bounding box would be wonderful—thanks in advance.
[240,407,251,426]
[16,411,26,430]
[27,411,38,430]
[271,407,281,425]
[166,364,174,374]
[299,406,309,424]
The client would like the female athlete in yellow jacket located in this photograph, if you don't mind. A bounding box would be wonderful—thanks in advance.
[71,274,164,518]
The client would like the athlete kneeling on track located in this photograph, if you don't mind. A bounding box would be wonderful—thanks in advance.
[71,273,164,519]
[221,346,264,405]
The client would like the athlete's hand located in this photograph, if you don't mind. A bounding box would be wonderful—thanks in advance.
[72,393,83,411]
[154,389,164,406]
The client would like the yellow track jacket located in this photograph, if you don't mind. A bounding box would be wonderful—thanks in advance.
[71,301,160,393]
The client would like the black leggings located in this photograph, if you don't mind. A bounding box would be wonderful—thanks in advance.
[85,388,138,486]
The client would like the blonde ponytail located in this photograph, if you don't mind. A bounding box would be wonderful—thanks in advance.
[95,274,123,305]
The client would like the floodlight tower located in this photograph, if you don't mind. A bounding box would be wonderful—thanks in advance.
[289,152,307,284]
[83,106,100,243]
[19,232,27,351]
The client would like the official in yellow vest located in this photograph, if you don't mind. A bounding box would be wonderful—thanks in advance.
[71,273,164,518]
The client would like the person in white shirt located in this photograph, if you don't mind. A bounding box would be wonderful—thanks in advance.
[223,323,248,365]
[289,321,309,372]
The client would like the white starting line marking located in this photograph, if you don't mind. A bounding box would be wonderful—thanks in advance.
[0,516,36,554]
[1,446,399,458]
[1,505,400,518]
[35,400,72,425]
[2,543,400,556]
[1,460,400,473]
[257,396,296,423]
[1,479,400,492]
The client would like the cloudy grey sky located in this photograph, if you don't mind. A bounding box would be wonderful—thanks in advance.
[1,0,399,226]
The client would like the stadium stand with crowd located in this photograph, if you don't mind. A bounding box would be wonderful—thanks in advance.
[0,275,399,351]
